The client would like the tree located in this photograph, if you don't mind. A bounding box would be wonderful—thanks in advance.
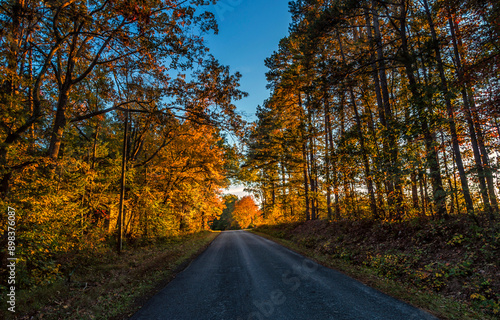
[211,194,237,230]
[232,195,261,229]
[0,0,249,284]
[246,0,499,224]
[0,0,241,197]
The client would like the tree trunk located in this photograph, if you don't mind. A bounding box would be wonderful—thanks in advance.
[370,4,398,217]
[117,109,129,253]
[440,131,455,215]
[446,14,491,215]
[411,171,420,211]
[398,0,448,218]
[418,171,427,217]
[471,101,499,217]
[448,14,499,218]
[299,93,310,221]
[351,88,378,220]
[422,0,475,216]
[337,30,378,219]
[324,92,333,220]
[303,141,310,221]
[307,101,317,220]
[48,89,69,159]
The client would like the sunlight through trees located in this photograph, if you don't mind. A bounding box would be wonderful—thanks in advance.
[243,0,499,224]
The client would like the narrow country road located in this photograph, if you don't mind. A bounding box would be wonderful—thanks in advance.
[130,231,438,320]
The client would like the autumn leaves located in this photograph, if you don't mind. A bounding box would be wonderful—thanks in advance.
[243,0,500,223]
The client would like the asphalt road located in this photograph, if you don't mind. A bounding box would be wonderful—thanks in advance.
[130,230,438,320]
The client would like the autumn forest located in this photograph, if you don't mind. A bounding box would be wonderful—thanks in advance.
[245,0,499,224]
[0,0,499,318]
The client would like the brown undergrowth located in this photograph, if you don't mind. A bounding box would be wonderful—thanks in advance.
[254,217,499,320]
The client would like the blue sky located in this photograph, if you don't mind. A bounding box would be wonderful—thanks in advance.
[202,0,292,198]
[204,0,292,122]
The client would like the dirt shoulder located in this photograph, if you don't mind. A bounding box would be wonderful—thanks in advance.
[252,218,499,320]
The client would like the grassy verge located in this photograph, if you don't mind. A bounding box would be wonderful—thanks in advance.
[252,219,498,320]
[2,231,219,320]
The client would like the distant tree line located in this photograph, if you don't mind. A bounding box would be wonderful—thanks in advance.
[211,194,261,230]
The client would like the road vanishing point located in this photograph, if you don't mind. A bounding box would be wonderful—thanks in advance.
[130,230,438,320]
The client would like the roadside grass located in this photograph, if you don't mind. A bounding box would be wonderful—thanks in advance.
[252,220,498,320]
[2,231,219,320]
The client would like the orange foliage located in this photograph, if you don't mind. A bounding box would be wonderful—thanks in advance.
[231,196,261,229]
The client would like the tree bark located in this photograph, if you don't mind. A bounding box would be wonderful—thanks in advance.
[48,89,69,159]
[448,14,499,218]
[398,0,448,218]
[337,30,378,220]
[299,93,311,221]
[324,90,333,220]
[117,109,129,253]
[440,131,455,215]
[422,0,475,216]
[371,3,404,219]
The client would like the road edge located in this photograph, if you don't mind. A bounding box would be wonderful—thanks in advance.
[249,229,455,320]
[117,232,221,320]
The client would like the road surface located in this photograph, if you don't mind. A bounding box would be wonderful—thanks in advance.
[130,230,438,320]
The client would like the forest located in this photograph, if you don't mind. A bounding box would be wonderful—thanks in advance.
[0,0,247,291]
[244,0,500,225]
[242,1,500,316]
[0,0,499,318]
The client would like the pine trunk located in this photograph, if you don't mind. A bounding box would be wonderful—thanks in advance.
[399,0,448,218]
[423,0,474,216]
